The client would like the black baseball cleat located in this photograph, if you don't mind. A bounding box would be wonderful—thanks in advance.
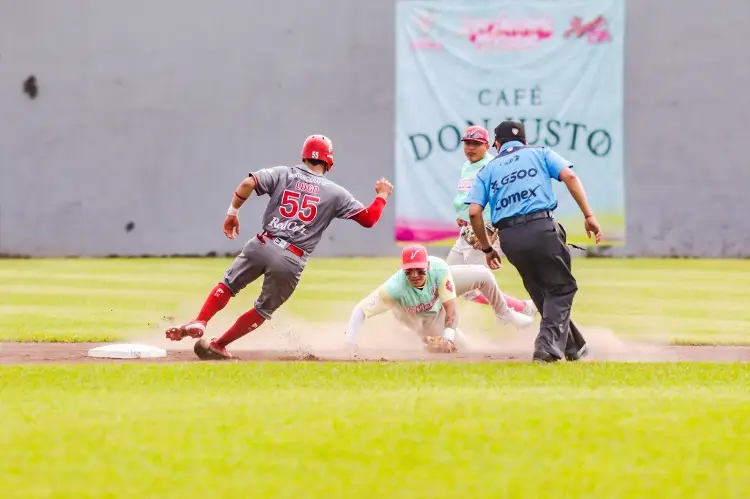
[565,344,589,362]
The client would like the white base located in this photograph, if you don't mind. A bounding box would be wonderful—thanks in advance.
[88,343,168,359]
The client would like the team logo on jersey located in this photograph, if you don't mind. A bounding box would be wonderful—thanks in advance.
[404,283,439,313]
[268,217,308,234]
[446,279,454,292]
[405,295,440,313]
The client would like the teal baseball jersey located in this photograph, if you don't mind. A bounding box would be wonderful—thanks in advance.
[364,256,457,317]
[453,151,494,223]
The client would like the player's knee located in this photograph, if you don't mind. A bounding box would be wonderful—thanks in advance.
[549,281,578,297]
[252,301,275,320]
[222,270,256,295]
[254,289,294,320]
[475,266,495,284]
[221,279,239,296]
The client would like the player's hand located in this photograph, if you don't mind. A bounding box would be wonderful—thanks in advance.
[443,339,457,353]
[456,218,468,227]
[584,215,602,244]
[223,215,240,239]
[485,248,502,269]
[375,177,393,198]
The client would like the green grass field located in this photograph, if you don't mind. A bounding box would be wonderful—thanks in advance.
[2,257,749,498]
[1,257,749,344]
[1,362,749,498]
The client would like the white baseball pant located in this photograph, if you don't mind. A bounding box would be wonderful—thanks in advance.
[446,235,503,304]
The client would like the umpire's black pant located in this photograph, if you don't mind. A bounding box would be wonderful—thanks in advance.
[497,212,587,361]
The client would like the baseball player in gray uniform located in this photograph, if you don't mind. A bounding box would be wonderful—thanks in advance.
[165,134,394,360]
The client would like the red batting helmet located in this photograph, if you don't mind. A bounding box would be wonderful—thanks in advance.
[461,125,490,145]
[401,244,430,270]
[301,135,335,171]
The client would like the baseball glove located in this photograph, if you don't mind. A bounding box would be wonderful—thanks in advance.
[460,221,499,250]
[422,335,458,354]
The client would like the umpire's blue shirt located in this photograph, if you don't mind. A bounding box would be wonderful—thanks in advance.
[465,140,572,225]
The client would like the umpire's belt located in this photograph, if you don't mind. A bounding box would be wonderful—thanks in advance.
[495,210,553,230]
[258,232,306,257]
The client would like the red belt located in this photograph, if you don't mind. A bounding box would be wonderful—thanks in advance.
[257,232,305,257]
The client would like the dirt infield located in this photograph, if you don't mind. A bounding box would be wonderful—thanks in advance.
[2,341,750,364]
[3,317,749,365]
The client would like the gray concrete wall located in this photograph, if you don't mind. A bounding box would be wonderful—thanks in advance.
[0,0,397,257]
[1,0,748,257]
[621,0,750,257]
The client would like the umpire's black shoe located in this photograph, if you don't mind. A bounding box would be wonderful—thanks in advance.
[565,344,589,362]
[532,350,559,363]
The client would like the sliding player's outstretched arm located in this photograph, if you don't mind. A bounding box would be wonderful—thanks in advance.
[346,284,396,345]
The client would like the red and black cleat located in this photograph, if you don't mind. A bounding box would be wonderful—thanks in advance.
[193,338,233,360]
[165,320,206,341]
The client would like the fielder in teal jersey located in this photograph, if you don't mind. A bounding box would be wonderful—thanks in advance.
[345,244,534,354]
[446,125,537,318]
[453,153,493,226]
[448,125,498,266]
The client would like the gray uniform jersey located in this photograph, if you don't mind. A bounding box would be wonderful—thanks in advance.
[250,164,365,254]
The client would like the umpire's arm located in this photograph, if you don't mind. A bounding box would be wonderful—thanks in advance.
[464,168,493,251]
[557,168,603,243]
[558,168,594,220]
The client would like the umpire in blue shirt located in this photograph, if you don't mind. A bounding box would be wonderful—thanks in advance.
[465,120,602,362]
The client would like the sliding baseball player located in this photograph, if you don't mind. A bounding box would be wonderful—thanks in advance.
[345,244,534,353]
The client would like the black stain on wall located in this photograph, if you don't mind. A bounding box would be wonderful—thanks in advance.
[23,75,39,99]
[125,221,135,232]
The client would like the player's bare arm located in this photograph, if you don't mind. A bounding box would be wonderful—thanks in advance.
[348,177,394,228]
[443,297,458,330]
[558,168,602,244]
[422,271,459,353]
[469,203,502,269]
[223,176,258,240]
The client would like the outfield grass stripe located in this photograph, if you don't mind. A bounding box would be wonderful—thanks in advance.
[0,285,193,297]
[1,257,749,343]
[580,295,748,311]
[0,272,204,284]
[579,312,748,327]
[1,295,182,309]
[0,268,392,279]
[575,267,750,277]
[581,281,748,292]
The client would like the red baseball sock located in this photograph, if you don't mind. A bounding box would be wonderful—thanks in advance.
[503,294,526,312]
[195,283,232,323]
[215,308,266,348]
